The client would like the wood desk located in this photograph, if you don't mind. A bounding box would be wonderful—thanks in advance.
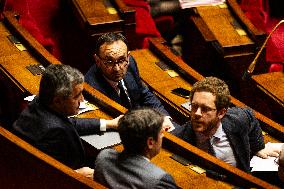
[251,72,284,124]
[0,11,278,188]
[69,0,136,49]
[181,0,270,114]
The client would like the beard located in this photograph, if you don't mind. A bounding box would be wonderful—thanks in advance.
[191,117,219,137]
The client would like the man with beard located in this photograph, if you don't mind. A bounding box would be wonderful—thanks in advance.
[174,77,279,172]
[85,32,174,131]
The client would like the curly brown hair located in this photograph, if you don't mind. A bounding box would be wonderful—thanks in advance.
[190,77,231,110]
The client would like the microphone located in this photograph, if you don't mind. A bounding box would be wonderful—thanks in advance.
[242,19,284,80]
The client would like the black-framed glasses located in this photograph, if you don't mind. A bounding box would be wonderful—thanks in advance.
[97,54,128,68]
[191,103,217,114]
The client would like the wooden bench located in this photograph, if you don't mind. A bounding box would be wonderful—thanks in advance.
[0,126,106,189]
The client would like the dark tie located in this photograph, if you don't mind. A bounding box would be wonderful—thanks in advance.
[118,80,132,108]
[207,138,215,156]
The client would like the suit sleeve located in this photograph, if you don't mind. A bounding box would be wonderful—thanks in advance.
[36,128,84,169]
[155,174,178,189]
[244,108,265,156]
[129,56,170,116]
[69,118,101,135]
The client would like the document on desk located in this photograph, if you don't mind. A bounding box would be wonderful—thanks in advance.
[250,143,283,172]
[81,131,121,150]
[179,0,225,9]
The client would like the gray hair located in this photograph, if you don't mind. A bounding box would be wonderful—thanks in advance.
[39,64,84,105]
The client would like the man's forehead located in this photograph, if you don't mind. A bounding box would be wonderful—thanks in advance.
[192,91,216,106]
[99,40,127,56]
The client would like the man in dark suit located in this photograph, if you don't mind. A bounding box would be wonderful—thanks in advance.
[13,64,121,178]
[94,108,178,189]
[174,77,279,172]
[85,32,174,131]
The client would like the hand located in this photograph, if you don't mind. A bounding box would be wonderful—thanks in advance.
[256,144,281,159]
[163,116,175,132]
[106,115,123,129]
[75,167,94,179]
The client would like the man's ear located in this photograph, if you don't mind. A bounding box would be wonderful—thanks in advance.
[147,137,155,150]
[94,54,101,66]
[217,108,227,120]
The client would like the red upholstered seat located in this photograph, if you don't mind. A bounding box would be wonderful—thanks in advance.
[240,0,283,72]
[123,0,161,48]
[123,0,175,49]
[3,0,95,73]
[3,0,60,58]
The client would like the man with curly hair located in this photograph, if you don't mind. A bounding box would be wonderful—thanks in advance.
[174,77,279,172]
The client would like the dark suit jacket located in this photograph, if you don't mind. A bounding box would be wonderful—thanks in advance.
[174,107,265,172]
[12,97,101,169]
[85,56,169,115]
[94,149,178,189]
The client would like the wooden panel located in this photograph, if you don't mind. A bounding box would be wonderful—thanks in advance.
[251,72,284,125]
[181,0,268,101]
[0,127,106,189]
[69,0,136,49]
[252,72,284,107]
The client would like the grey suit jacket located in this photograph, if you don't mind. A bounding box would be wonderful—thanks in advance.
[94,149,178,189]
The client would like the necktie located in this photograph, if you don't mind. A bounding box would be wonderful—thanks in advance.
[207,138,215,156]
[118,80,132,108]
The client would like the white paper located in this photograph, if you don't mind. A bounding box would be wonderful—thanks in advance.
[24,95,36,102]
[250,143,284,172]
[81,131,121,150]
[179,0,225,9]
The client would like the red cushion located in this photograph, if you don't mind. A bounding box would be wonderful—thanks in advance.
[240,0,284,72]
[123,0,161,48]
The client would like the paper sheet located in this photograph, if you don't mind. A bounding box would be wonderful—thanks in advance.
[250,143,283,172]
[81,131,121,150]
[179,0,226,9]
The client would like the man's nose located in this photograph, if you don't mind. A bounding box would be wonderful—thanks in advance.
[194,107,202,116]
[113,63,120,71]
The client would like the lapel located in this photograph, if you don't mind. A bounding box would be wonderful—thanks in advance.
[94,69,122,103]
[222,114,249,171]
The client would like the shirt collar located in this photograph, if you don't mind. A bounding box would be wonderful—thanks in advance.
[212,122,223,140]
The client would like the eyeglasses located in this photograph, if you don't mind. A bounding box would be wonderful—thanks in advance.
[97,55,128,68]
[191,103,217,114]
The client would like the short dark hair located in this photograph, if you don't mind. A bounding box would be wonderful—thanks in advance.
[95,32,128,56]
[190,77,231,110]
[39,64,84,105]
[118,108,164,154]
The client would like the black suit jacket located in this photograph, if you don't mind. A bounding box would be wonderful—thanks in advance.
[12,97,101,169]
[174,107,265,172]
[85,56,169,115]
